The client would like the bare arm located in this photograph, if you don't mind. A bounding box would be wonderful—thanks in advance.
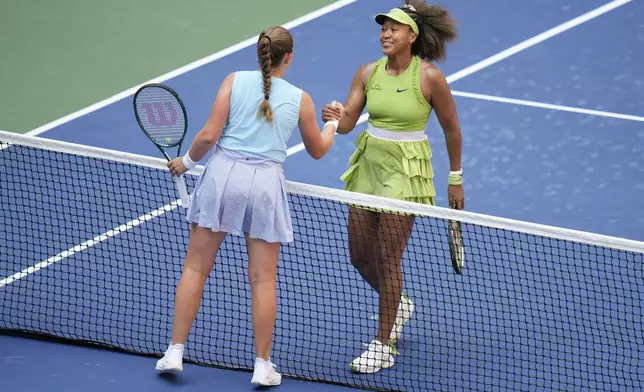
[427,68,462,172]
[298,91,340,160]
[425,66,465,209]
[186,72,234,162]
[168,73,234,176]
[322,63,373,134]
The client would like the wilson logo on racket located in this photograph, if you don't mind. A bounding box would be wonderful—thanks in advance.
[141,102,179,127]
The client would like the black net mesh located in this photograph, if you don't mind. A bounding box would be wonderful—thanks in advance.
[1,135,642,392]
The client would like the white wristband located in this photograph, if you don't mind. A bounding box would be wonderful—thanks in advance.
[449,169,463,176]
[324,120,339,130]
[182,152,197,171]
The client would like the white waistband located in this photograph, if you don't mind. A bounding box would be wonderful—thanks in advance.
[366,124,427,141]
[213,145,283,168]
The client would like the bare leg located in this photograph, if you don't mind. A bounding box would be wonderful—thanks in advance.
[170,224,227,345]
[374,213,414,345]
[348,211,413,374]
[246,234,281,361]
[348,206,380,292]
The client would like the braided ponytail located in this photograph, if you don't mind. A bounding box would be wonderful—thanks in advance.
[257,34,273,122]
[255,27,294,123]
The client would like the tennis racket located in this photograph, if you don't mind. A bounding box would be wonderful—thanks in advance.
[133,83,190,208]
[448,200,465,274]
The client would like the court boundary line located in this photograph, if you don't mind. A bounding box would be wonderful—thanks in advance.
[0,202,180,288]
[25,0,358,137]
[2,129,644,287]
[451,90,644,122]
[2,0,636,285]
[444,0,633,82]
[285,0,633,155]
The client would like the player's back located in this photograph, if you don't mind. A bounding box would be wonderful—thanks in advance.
[217,70,303,163]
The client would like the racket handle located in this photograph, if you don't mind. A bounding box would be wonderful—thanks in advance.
[173,174,190,208]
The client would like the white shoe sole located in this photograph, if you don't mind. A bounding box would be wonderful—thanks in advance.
[251,376,281,386]
[156,364,183,371]
[156,359,183,371]
[349,357,395,374]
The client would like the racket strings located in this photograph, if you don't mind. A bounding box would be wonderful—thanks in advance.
[134,87,186,146]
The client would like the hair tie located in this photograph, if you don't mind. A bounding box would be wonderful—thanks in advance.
[264,94,269,100]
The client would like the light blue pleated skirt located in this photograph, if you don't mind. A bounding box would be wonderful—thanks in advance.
[185,146,293,244]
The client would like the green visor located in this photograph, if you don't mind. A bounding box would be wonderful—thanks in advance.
[375,8,419,35]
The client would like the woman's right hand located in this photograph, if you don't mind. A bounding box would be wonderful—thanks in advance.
[322,101,344,122]
[168,157,188,176]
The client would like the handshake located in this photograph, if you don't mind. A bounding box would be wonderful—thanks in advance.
[321,101,346,128]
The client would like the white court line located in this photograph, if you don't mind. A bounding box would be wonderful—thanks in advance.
[1,0,633,286]
[286,0,633,155]
[445,0,633,83]
[26,0,358,136]
[0,201,181,288]
[452,90,644,122]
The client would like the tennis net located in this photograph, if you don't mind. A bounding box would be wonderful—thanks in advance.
[0,130,642,392]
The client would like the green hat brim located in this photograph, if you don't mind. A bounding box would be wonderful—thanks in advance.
[374,8,419,35]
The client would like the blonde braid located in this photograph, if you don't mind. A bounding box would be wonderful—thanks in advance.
[257,34,273,122]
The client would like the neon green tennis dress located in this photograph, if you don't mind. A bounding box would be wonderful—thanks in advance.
[340,55,435,205]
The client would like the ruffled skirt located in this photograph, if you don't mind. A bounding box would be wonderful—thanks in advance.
[340,129,435,206]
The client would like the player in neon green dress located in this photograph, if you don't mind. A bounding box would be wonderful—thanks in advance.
[322,1,464,374]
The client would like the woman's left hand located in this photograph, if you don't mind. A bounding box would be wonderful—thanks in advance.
[168,157,188,176]
[448,185,464,210]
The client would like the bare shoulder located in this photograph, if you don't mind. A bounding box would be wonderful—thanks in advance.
[300,90,312,103]
[355,61,378,83]
[223,71,236,83]
[219,72,236,90]
[420,60,446,83]
[360,61,378,74]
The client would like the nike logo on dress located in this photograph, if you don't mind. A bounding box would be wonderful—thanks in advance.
[396,88,408,93]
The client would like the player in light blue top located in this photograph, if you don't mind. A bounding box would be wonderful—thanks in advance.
[155,26,344,387]
[217,70,304,163]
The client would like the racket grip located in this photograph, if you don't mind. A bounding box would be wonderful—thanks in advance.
[173,174,190,208]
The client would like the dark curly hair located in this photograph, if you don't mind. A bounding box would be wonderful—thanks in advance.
[401,1,458,62]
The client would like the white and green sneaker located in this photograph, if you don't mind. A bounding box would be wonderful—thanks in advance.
[349,340,394,374]
[390,294,415,344]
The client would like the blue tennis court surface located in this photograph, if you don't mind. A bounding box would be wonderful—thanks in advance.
[2,0,643,391]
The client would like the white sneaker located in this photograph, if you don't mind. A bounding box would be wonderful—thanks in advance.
[251,358,282,386]
[156,344,184,371]
[390,294,415,344]
[349,340,394,374]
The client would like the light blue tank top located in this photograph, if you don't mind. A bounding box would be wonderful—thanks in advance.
[217,70,303,163]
